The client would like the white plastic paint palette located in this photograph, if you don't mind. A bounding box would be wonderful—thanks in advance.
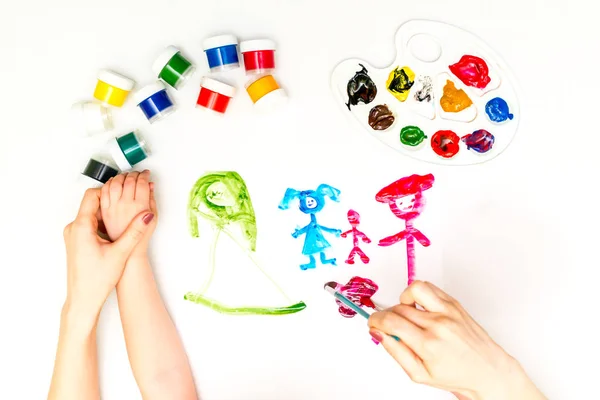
[331,20,521,165]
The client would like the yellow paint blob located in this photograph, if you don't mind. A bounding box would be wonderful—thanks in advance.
[386,66,415,102]
[246,75,280,103]
[440,80,473,113]
[94,80,130,107]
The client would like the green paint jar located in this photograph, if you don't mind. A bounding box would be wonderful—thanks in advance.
[152,46,195,90]
[108,131,151,171]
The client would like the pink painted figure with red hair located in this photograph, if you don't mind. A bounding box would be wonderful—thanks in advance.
[340,209,371,264]
[376,174,435,285]
[334,276,378,318]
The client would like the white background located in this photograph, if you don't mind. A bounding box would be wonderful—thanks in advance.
[1,0,599,399]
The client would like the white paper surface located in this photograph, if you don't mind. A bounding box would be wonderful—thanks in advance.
[0,1,599,399]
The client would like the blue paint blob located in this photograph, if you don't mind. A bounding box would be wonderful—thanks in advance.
[138,89,174,123]
[485,97,514,123]
[461,129,495,153]
[205,45,239,70]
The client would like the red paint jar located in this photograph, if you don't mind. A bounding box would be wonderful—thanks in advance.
[196,77,236,114]
[240,39,276,74]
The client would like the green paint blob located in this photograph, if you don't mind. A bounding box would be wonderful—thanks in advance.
[188,171,257,250]
[186,171,306,316]
[400,125,427,146]
[182,294,307,315]
[117,132,148,165]
[159,52,193,89]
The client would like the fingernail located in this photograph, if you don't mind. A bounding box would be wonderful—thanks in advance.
[142,213,154,225]
[369,329,384,343]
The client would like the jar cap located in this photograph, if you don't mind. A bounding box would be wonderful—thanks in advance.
[201,77,236,97]
[152,45,180,77]
[203,34,238,51]
[240,39,276,53]
[97,69,135,91]
[107,136,132,171]
[133,81,167,104]
[254,88,288,112]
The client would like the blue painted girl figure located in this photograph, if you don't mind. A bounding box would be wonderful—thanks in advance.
[279,184,342,270]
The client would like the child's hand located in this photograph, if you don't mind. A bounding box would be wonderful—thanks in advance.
[101,171,158,257]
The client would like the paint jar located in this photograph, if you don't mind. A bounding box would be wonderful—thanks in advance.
[153,46,195,90]
[240,39,276,74]
[70,101,113,135]
[245,74,287,111]
[133,82,176,123]
[196,77,236,114]
[203,35,240,72]
[108,131,151,171]
[93,69,135,107]
[82,156,119,186]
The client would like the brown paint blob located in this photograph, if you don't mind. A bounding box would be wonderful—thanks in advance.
[368,104,395,130]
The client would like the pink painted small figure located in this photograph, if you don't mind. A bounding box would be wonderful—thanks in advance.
[376,174,435,285]
[340,209,371,264]
[334,276,378,318]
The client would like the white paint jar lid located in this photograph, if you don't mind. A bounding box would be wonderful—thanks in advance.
[201,77,236,97]
[254,88,288,112]
[107,136,133,171]
[240,39,276,53]
[133,81,167,104]
[97,69,135,91]
[152,45,180,77]
[203,34,238,50]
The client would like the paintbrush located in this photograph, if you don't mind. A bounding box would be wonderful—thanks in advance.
[324,282,400,341]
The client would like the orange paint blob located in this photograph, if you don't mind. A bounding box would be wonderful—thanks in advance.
[440,80,473,113]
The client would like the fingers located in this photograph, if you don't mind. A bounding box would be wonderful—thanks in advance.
[112,210,154,256]
[368,310,425,356]
[389,304,434,329]
[109,173,126,204]
[76,188,101,218]
[400,280,450,313]
[101,177,112,209]
[135,170,151,202]
[149,182,157,214]
[369,328,431,385]
[122,171,140,200]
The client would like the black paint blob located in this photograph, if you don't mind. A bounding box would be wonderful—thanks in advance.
[346,64,377,110]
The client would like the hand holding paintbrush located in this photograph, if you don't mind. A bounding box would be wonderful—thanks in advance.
[327,280,547,400]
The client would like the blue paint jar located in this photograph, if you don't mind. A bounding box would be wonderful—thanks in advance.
[133,82,176,124]
[203,34,240,72]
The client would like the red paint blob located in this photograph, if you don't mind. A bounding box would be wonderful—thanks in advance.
[449,55,491,89]
[431,130,460,158]
[196,87,231,113]
[243,50,275,73]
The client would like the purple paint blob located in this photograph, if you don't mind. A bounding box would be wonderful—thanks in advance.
[461,129,495,153]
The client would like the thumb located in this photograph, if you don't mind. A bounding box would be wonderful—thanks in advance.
[111,211,154,256]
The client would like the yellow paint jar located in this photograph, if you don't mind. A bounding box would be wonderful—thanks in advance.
[93,69,135,107]
[245,74,287,111]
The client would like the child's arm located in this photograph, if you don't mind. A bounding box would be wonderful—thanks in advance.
[117,254,197,400]
[100,172,197,400]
